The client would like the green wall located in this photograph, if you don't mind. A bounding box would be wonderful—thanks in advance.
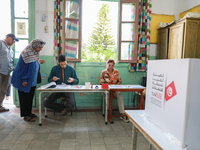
[13,56,149,108]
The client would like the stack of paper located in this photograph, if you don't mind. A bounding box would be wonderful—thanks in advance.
[40,82,56,89]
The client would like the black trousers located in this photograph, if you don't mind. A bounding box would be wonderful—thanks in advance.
[18,86,36,117]
[43,93,74,112]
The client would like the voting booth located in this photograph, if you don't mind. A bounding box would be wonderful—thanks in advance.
[145,59,200,150]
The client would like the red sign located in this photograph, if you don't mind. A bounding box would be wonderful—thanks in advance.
[165,81,177,101]
[101,84,109,89]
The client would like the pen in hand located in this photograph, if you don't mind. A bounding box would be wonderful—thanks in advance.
[67,77,74,83]
[52,76,60,81]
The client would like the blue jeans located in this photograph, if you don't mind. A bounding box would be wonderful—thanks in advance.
[6,77,11,96]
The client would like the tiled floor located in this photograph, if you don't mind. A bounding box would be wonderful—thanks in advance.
[0,104,151,150]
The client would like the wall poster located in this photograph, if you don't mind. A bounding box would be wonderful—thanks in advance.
[17,22,26,35]
[150,72,166,108]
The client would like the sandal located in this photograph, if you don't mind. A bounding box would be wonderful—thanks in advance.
[30,113,37,118]
[120,116,130,123]
[24,116,35,122]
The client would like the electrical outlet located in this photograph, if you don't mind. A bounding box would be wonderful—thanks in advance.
[44,26,48,33]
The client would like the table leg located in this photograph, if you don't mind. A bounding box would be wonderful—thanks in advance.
[149,143,153,150]
[140,90,143,110]
[137,92,139,109]
[45,107,47,118]
[102,92,105,117]
[142,95,145,110]
[39,92,42,126]
[131,125,137,150]
[104,91,109,125]
[44,95,47,118]
[108,91,114,123]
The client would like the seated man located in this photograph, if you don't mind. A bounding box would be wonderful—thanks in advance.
[100,59,129,123]
[43,55,79,115]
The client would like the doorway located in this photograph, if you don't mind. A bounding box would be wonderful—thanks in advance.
[0,0,13,105]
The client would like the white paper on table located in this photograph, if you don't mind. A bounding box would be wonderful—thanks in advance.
[109,85,124,88]
[126,85,144,88]
[40,82,56,89]
[55,83,71,89]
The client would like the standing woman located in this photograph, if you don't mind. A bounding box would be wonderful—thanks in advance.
[11,39,45,122]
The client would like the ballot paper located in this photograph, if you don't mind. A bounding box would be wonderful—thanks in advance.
[40,82,71,89]
[40,82,56,89]
[55,83,71,89]
[109,85,124,88]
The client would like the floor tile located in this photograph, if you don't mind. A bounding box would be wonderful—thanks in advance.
[62,132,76,139]
[75,138,90,147]
[32,133,49,141]
[89,132,103,139]
[0,134,7,141]
[27,139,46,149]
[106,144,123,150]
[3,134,21,141]
[76,132,89,139]
[102,130,116,137]
[117,136,131,144]
[0,128,13,134]
[75,146,91,150]
[104,136,120,145]
[18,134,35,141]
[90,138,105,146]
[0,140,16,149]
[11,140,31,149]
[0,105,151,150]
[59,147,75,150]
[43,139,61,150]
[60,139,75,147]
[121,143,131,150]
[48,132,62,139]
[91,145,107,150]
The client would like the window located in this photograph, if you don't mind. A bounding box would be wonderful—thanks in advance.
[0,1,11,40]
[11,0,35,59]
[63,0,139,63]
[119,0,139,63]
[63,0,82,62]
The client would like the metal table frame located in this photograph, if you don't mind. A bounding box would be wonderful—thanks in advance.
[108,85,145,123]
[38,86,109,126]
[125,110,182,150]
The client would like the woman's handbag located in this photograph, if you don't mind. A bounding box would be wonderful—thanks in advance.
[37,71,42,84]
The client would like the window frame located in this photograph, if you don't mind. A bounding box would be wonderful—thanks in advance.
[62,0,139,63]
[11,0,35,64]
[119,0,139,63]
[62,0,82,62]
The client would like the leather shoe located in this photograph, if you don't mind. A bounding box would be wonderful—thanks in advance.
[61,108,67,116]
[0,107,9,112]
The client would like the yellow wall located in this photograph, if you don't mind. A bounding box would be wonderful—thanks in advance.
[150,14,175,44]
[179,5,200,19]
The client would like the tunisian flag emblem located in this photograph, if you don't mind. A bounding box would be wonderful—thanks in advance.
[165,81,177,102]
